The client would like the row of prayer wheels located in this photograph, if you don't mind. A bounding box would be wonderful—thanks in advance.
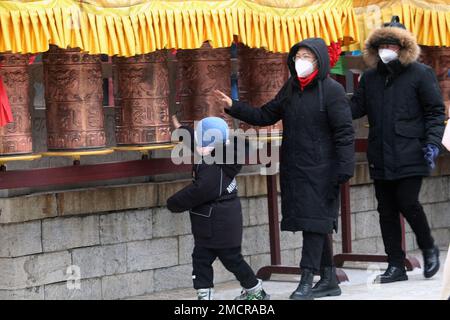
[0,43,288,156]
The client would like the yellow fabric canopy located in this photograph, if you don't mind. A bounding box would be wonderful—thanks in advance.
[0,0,359,56]
[346,0,450,51]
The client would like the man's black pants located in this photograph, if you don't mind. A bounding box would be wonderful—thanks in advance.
[192,245,258,290]
[374,176,435,268]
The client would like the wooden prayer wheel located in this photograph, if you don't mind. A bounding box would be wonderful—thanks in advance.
[113,51,171,145]
[43,46,106,151]
[420,46,450,117]
[0,53,33,155]
[176,42,233,128]
[238,45,288,133]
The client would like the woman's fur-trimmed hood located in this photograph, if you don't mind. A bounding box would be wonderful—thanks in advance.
[364,26,421,68]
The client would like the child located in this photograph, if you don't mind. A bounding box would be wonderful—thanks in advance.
[167,115,269,300]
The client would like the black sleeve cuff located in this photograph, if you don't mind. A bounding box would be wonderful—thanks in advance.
[224,100,241,116]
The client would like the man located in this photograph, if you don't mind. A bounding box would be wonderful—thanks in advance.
[351,16,445,283]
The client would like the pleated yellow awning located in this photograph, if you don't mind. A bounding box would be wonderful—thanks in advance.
[346,0,450,51]
[0,0,360,56]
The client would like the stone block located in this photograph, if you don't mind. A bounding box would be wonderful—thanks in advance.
[0,221,42,257]
[431,228,450,248]
[178,235,194,265]
[351,238,379,254]
[0,251,71,290]
[419,177,449,204]
[355,211,381,239]
[0,194,57,224]
[430,202,450,229]
[243,175,267,197]
[56,184,158,216]
[152,207,191,238]
[0,286,44,300]
[154,264,192,291]
[42,216,99,252]
[127,238,178,272]
[280,231,303,251]
[242,225,270,256]
[101,270,154,300]
[157,180,191,207]
[100,210,152,245]
[350,184,376,213]
[247,197,269,226]
[72,244,127,279]
[44,278,102,300]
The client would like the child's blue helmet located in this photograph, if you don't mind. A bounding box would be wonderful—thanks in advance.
[195,117,230,148]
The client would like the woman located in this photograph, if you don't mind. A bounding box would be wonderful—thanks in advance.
[214,38,355,300]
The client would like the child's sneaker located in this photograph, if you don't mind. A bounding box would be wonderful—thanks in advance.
[197,288,214,300]
[234,279,270,300]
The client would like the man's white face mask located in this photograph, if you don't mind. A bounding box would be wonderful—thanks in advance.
[295,59,316,77]
[378,48,399,64]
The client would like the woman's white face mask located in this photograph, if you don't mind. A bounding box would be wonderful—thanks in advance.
[378,48,399,64]
[295,59,316,77]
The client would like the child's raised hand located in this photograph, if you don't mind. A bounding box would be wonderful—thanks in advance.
[171,114,181,129]
[213,89,232,108]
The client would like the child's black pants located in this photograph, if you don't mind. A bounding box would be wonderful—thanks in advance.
[192,245,258,290]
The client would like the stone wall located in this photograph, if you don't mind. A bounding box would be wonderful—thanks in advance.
[0,169,449,299]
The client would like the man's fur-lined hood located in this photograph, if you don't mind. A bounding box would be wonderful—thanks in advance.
[364,26,421,68]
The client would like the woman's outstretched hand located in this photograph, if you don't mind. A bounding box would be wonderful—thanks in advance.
[213,89,232,108]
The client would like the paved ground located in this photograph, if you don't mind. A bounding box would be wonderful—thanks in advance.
[131,249,448,300]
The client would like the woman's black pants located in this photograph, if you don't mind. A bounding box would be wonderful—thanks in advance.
[300,232,334,273]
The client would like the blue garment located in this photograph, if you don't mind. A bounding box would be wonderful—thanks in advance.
[423,144,439,169]
[195,117,229,147]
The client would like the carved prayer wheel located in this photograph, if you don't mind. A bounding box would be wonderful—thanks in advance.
[238,45,288,133]
[114,51,171,145]
[420,46,450,117]
[43,46,106,151]
[177,42,233,127]
[0,53,33,155]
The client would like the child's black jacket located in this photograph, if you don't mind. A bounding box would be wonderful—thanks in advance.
[167,126,244,248]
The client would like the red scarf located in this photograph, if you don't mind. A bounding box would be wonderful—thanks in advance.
[0,56,34,127]
[297,69,319,90]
